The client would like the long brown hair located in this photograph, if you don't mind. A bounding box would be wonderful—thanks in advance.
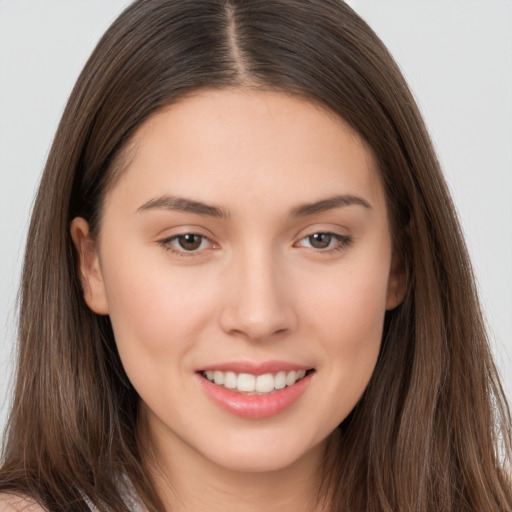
[1,1,511,510]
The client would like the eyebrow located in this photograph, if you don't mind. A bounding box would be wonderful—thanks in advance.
[291,194,372,216]
[136,193,371,219]
[136,195,228,218]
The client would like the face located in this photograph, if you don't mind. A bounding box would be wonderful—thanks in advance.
[72,89,404,476]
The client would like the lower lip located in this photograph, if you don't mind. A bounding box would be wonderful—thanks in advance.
[197,372,313,419]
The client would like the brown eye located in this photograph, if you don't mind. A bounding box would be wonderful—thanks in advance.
[308,233,333,249]
[295,232,352,252]
[177,234,203,251]
[159,232,215,256]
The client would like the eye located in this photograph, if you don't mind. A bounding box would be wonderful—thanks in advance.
[175,234,205,251]
[296,232,352,251]
[159,233,214,255]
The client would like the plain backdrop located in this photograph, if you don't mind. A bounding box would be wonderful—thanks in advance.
[1,0,511,436]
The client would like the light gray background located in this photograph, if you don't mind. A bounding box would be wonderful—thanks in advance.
[1,0,511,436]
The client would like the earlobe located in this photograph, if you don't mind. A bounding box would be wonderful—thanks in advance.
[70,218,109,315]
[386,250,407,310]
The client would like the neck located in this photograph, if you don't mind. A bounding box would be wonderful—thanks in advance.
[138,412,336,512]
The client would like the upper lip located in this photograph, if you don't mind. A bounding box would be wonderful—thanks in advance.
[196,360,313,376]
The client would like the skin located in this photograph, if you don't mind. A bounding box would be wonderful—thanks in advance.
[71,89,405,511]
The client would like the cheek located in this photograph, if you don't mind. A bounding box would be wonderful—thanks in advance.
[304,246,391,342]
[324,281,386,373]
[300,253,390,419]
[99,251,219,373]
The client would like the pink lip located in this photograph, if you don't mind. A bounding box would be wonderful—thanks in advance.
[197,360,311,376]
[196,370,314,419]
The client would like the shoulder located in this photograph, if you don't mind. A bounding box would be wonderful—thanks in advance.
[0,494,47,512]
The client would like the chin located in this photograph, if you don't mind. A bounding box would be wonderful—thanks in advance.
[195,428,329,474]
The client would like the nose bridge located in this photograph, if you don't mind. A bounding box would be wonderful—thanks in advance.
[220,242,297,341]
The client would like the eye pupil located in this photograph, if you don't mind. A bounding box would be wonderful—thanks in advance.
[178,234,202,251]
[309,233,332,249]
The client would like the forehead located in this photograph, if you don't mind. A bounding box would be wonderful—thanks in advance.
[104,88,385,217]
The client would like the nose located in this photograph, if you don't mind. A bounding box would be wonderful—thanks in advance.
[219,248,298,342]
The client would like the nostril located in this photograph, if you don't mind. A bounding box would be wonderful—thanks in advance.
[218,306,297,342]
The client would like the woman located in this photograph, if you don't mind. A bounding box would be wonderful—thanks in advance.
[1,0,511,511]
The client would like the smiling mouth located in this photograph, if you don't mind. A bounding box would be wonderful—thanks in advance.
[200,369,314,395]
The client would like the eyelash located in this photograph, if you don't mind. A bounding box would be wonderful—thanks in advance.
[295,232,353,252]
[158,233,215,257]
[158,231,353,257]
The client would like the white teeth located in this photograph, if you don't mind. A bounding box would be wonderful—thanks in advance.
[285,370,297,386]
[224,371,237,389]
[203,369,309,394]
[255,373,275,393]
[275,371,286,390]
[237,373,256,392]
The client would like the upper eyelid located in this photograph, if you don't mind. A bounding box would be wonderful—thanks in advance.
[293,224,351,242]
[160,232,210,241]
[157,234,217,258]
[156,228,351,250]
[296,232,351,245]
[160,233,214,245]
[155,223,214,237]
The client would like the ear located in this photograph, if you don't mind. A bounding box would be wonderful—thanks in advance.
[386,249,407,310]
[70,217,109,315]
